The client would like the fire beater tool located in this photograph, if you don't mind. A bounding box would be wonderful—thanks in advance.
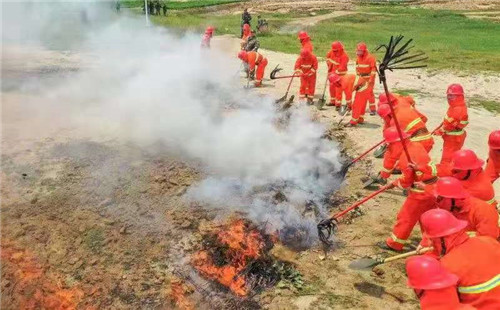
[317,183,394,246]
[315,76,329,110]
[348,247,433,270]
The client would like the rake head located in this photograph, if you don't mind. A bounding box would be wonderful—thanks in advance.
[317,217,338,246]
[376,35,428,82]
[270,65,283,79]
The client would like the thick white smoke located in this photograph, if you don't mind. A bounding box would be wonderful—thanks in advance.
[2,1,343,244]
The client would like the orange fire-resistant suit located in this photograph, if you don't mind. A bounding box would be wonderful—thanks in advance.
[389,102,434,153]
[294,53,318,101]
[485,150,500,183]
[330,74,355,110]
[382,141,438,250]
[348,75,371,125]
[437,97,469,165]
[438,196,499,239]
[326,49,349,106]
[452,168,498,208]
[356,51,377,113]
[418,287,477,310]
[439,235,500,309]
[245,51,268,87]
[241,28,251,50]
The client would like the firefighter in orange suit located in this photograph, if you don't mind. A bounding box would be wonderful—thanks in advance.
[406,256,477,310]
[240,24,251,50]
[432,177,498,239]
[378,127,438,251]
[485,130,500,183]
[238,50,268,87]
[297,31,313,53]
[378,93,434,152]
[420,209,500,309]
[326,41,349,107]
[201,26,214,49]
[355,42,377,115]
[435,84,469,165]
[328,73,355,112]
[294,49,317,104]
[450,149,497,207]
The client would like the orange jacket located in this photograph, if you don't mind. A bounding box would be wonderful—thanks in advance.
[356,52,377,83]
[442,98,468,134]
[382,141,437,198]
[201,34,211,48]
[485,150,500,183]
[453,197,499,239]
[419,287,477,310]
[246,51,266,72]
[441,236,500,309]
[334,74,356,103]
[394,94,429,123]
[326,50,349,75]
[389,104,428,136]
[294,54,318,76]
[458,169,497,207]
[301,39,313,53]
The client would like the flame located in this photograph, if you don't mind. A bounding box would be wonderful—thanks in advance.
[168,278,194,310]
[1,241,84,310]
[191,219,265,296]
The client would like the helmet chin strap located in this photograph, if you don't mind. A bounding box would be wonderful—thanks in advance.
[464,170,472,180]
[450,198,459,213]
[440,238,447,256]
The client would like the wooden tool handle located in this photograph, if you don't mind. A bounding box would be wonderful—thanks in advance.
[382,247,433,263]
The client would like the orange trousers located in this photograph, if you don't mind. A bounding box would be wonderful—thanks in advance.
[329,84,342,106]
[254,58,268,87]
[299,74,316,99]
[368,79,376,112]
[440,132,467,164]
[386,193,436,251]
[350,88,370,125]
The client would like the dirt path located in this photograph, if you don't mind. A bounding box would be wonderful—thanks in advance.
[213,35,500,309]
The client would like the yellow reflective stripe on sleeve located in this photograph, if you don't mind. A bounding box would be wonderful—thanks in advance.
[460,120,469,125]
[357,64,370,68]
[429,163,438,176]
[458,274,500,294]
[371,71,376,75]
[390,233,408,245]
[310,68,316,72]
[444,130,465,136]
[445,116,455,122]
[345,100,352,104]
[301,65,312,68]
[466,231,477,237]
[405,118,422,132]
[337,71,347,75]
[410,188,425,193]
[295,69,303,73]
[357,84,369,92]
[410,133,432,142]
[327,59,339,65]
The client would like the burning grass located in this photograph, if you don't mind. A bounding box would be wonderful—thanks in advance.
[191,218,300,298]
[1,241,84,309]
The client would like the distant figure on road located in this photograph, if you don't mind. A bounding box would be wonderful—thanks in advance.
[241,8,252,38]
[115,1,121,12]
[155,1,161,16]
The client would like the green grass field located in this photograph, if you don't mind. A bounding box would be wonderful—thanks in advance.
[146,5,500,73]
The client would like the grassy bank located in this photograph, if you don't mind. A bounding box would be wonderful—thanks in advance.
[148,5,500,73]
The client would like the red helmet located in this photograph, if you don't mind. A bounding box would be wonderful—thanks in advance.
[446,84,464,96]
[383,126,409,143]
[406,256,458,290]
[300,48,311,59]
[331,41,343,52]
[420,208,468,238]
[451,149,484,171]
[237,50,247,61]
[356,42,367,56]
[205,26,215,34]
[298,31,310,40]
[243,24,250,31]
[488,130,500,150]
[434,176,470,199]
[378,93,397,106]
[377,104,391,118]
[328,73,341,84]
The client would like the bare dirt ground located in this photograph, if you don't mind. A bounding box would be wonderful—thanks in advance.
[2,7,500,310]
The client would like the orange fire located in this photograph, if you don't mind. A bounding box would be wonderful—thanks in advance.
[1,241,84,310]
[168,279,194,310]
[191,219,265,297]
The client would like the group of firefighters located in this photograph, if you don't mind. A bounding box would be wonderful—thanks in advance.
[201,24,500,309]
